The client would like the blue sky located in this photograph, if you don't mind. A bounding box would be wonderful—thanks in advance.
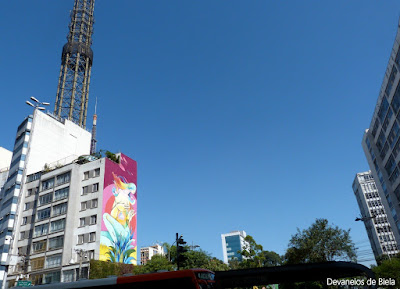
[2,1,400,266]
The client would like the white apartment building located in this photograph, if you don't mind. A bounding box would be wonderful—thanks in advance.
[353,171,399,260]
[0,110,91,288]
[140,244,165,265]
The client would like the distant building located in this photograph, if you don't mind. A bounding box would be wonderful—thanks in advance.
[353,171,400,260]
[140,244,165,265]
[361,19,400,252]
[221,231,248,264]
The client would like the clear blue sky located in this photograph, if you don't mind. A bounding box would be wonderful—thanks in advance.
[2,1,400,266]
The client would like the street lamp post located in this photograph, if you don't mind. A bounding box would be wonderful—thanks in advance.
[25,96,50,111]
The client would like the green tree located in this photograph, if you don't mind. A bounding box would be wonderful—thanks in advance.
[204,257,229,271]
[285,218,356,264]
[237,235,282,269]
[372,256,400,289]
[133,255,174,274]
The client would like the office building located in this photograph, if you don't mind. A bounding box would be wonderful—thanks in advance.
[221,230,248,264]
[140,244,165,265]
[362,20,400,250]
[353,171,399,260]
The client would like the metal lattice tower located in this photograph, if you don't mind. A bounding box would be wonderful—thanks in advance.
[54,0,95,128]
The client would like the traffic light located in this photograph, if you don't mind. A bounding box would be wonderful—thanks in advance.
[176,233,188,270]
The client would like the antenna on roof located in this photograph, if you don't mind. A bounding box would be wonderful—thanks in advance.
[90,96,98,155]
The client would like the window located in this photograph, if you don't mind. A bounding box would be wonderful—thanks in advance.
[46,254,62,268]
[56,172,70,185]
[50,219,65,233]
[82,186,89,195]
[20,231,26,240]
[80,218,86,227]
[88,250,95,260]
[22,217,27,225]
[93,183,99,192]
[37,208,51,221]
[94,168,100,177]
[89,232,96,242]
[41,178,54,191]
[39,193,53,206]
[48,236,64,250]
[63,270,74,283]
[81,202,87,211]
[90,215,97,225]
[34,223,49,237]
[53,203,67,216]
[31,257,45,270]
[44,271,61,284]
[32,240,47,253]
[83,171,89,180]
[92,199,98,208]
[27,189,33,197]
[54,187,69,201]
[78,235,84,244]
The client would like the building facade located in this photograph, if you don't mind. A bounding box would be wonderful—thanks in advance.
[353,171,399,260]
[4,153,137,287]
[221,230,248,264]
[0,110,138,287]
[361,20,400,251]
[0,110,91,288]
[140,244,165,265]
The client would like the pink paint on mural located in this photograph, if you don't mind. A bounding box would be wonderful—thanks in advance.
[100,154,137,264]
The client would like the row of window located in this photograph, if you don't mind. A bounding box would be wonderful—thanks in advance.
[376,226,392,234]
[370,208,385,217]
[83,168,100,180]
[367,199,382,208]
[82,183,99,195]
[32,235,64,253]
[373,216,389,225]
[77,232,96,244]
[31,254,62,270]
[37,202,68,221]
[364,191,379,199]
[33,219,66,238]
[79,215,97,227]
[81,199,98,211]
[382,243,398,252]
[41,172,71,191]
[38,187,69,206]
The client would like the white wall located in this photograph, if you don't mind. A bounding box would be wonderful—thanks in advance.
[0,147,12,170]
[26,110,91,175]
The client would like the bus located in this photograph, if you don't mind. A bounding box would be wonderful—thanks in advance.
[24,269,215,289]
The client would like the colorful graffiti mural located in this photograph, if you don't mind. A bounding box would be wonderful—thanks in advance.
[100,154,137,264]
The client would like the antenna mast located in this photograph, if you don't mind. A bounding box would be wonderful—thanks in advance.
[90,97,97,154]
[54,0,95,128]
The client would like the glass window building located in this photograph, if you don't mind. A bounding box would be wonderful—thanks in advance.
[221,230,248,264]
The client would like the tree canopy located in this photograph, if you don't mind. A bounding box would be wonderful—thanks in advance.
[236,235,282,269]
[285,218,356,264]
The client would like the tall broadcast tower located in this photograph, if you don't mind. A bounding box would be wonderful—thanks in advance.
[54,0,95,128]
